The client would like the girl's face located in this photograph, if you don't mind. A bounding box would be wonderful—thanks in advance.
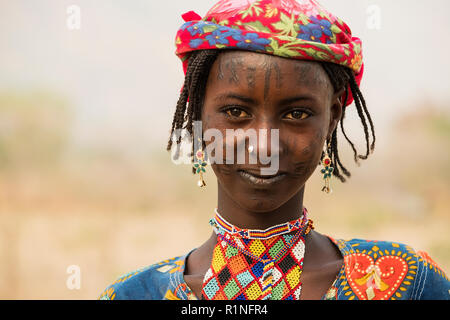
[201,50,343,212]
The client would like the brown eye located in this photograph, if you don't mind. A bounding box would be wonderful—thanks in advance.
[285,110,309,120]
[225,107,250,118]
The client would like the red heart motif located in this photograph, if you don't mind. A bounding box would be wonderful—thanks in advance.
[345,253,409,300]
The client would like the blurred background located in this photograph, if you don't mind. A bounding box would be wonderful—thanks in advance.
[0,0,449,299]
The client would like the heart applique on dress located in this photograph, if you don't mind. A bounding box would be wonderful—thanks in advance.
[345,253,409,300]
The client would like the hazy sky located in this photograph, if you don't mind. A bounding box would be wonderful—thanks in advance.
[1,0,449,152]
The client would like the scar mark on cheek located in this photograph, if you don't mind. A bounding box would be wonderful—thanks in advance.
[301,145,312,156]
[292,161,309,177]
[212,164,231,177]
[217,164,233,176]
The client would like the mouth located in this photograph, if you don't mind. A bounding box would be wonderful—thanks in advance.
[238,169,287,187]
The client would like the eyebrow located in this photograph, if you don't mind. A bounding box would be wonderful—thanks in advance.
[213,93,256,104]
[213,93,317,105]
[278,94,317,105]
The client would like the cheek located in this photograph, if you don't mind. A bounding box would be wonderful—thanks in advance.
[202,115,246,165]
[211,163,233,178]
[312,129,326,153]
[288,130,324,157]
[286,130,325,176]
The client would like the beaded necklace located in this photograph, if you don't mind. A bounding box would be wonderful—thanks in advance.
[211,207,310,239]
[201,207,314,300]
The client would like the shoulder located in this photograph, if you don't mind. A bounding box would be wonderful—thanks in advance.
[98,254,188,300]
[329,237,450,300]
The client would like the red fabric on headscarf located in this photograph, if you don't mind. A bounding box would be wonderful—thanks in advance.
[175,0,364,107]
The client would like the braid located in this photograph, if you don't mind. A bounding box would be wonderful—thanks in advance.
[320,61,376,182]
[347,70,376,156]
[166,60,192,152]
[166,49,220,173]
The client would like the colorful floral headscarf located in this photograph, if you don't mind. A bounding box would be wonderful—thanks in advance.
[175,0,364,107]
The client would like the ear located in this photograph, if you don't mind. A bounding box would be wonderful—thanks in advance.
[327,87,345,139]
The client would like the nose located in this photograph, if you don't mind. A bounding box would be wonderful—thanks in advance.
[244,117,283,172]
[254,117,281,158]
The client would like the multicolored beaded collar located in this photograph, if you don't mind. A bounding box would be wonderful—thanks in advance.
[210,207,311,240]
[202,206,314,300]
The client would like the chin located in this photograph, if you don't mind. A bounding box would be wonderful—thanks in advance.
[215,166,306,213]
[238,196,282,213]
[231,184,299,214]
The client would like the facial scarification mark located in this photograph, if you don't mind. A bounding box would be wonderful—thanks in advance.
[217,55,225,81]
[292,161,309,177]
[218,165,233,176]
[301,144,311,156]
[262,56,272,100]
[272,61,282,89]
[294,62,328,88]
[216,53,243,84]
[260,56,283,100]
[246,66,257,90]
[290,131,321,177]
[294,63,312,85]
[284,134,308,177]
[226,56,243,85]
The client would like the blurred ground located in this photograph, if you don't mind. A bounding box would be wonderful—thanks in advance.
[0,91,448,299]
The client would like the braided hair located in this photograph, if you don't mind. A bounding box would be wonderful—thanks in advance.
[166,49,376,182]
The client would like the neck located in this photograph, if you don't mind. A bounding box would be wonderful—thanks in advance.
[217,182,305,230]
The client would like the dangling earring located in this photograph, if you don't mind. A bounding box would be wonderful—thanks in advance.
[193,138,207,187]
[320,140,333,193]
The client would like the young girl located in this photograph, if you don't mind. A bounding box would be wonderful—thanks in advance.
[99,0,449,300]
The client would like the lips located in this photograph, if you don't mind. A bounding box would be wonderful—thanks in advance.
[238,169,287,187]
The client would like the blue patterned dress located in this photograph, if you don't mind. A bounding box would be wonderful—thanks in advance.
[98,236,450,300]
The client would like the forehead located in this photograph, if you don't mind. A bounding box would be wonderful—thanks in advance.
[209,50,331,94]
[216,50,315,69]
